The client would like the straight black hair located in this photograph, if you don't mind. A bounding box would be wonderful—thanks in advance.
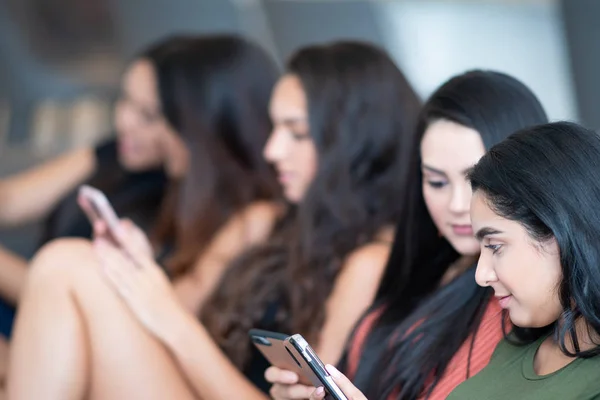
[469,121,600,357]
[349,70,549,399]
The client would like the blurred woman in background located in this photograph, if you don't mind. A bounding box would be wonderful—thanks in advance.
[7,40,421,399]
[0,34,281,322]
[0,37,185,313]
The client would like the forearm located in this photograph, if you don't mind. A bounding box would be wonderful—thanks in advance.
[0,246,28,304]
[164,310,268,400]
[0,147,96,226]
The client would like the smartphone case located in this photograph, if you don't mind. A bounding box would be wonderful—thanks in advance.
[285,334,348,400]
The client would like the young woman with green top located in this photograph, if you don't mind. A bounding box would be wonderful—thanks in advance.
[309,121,600,400]
[447,121,600,399]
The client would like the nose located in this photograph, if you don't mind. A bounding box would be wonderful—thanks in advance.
[115,99,140,135]
[263,127,288,163]
[475,252,498,288]
[449,183,472,215]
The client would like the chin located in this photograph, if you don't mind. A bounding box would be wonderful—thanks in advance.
[283,186,307,204]
[283,191,301,204]
[507,310,535,329]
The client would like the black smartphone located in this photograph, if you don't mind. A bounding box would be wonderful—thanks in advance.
[285,334,348,400]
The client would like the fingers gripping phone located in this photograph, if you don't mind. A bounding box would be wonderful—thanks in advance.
[78,185,120,238]
[286,334,348,400]
[249,330,348,400]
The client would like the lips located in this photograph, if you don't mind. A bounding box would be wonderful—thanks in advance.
[451,224,473,236]
[277,172,293,184]
[118,139,137,155]
[497,295,512,309]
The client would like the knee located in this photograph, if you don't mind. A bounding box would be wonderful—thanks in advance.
[28,238,96,282]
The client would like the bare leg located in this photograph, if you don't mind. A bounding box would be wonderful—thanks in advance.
[7,239,197,400]
[7,240,90,399]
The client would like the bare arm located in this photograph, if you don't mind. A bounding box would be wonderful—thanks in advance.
[172,201,279,314]
[96,232,272,400]
[164,309,270,400]
[0,147,96,227]
[0,245,28,304]
[165,241,389,399]
[315,242,391,363]
[97,219,388,400]
[266,242,391,400]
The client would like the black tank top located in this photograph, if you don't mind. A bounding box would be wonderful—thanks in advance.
[40,139,168,244]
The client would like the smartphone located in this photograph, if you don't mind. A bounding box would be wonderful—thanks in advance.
[249,329,311,385]
[78,185,120,236]
[285,334,348,400]
[249,329,347,400]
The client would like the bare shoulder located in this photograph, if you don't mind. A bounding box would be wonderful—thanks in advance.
[343,224,394,271]
[242,201,282,223]
[342,241,392,275]
[231,201,282,245]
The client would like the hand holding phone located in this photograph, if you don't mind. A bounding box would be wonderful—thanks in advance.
[78,185,121,243]
[78,185,155,263]
[249,330,348,400]
[250,330,309,382]
[285,335,348,400]
[309,365,367,400]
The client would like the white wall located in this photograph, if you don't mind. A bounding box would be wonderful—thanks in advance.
[374,0,577,121]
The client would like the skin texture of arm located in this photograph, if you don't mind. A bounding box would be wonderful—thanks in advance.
[172,202,280,314]
[0,147,96,227]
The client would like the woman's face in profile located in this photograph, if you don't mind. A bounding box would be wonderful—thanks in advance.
[421,119,485,256]
[471,190,563,328]
[114,60,187,177]
[264,74,318,203]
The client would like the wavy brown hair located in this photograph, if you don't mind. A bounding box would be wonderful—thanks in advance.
[146,35,282,276]
[201,41,421,368]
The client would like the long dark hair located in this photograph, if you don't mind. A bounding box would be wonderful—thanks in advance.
[45,35,281,274]
[469,121,600,357]
[350,70,549,400]
[145,35,282,276]
[40,37,194,243]
[201,41,422,368]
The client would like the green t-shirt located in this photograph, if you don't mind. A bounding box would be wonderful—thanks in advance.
[447,335,600,400]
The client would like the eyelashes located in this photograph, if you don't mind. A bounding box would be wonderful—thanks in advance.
[484,244,502,254]
[426,181,448,189]
[291,131,311,141]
